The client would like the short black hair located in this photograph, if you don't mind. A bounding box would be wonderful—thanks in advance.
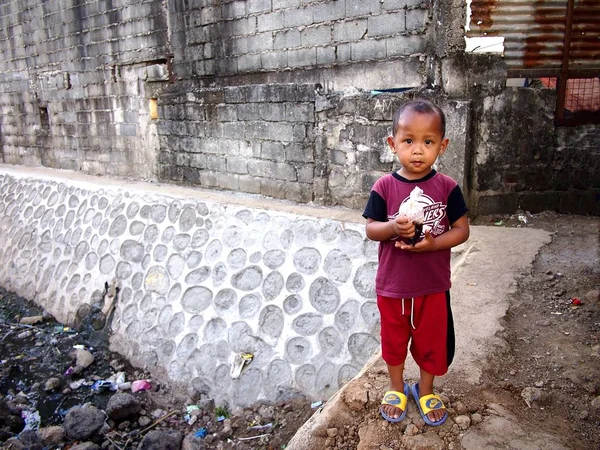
[392,99,446,138]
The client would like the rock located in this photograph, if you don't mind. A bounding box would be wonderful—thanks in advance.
[138,416,152,427]
[70,443,100,450]
[401,432,445,450]
[326,427,338,437]
[19,315,44,325]
[341,383,369,411]
[182,433,207,450]
[44,377,61,392]
[3,437,24,449]
[37,425,65,445]
[591,396,600,411]
[404,423,420,436]
[138,430,183,450]
[64,404,105,440]
[76,349,95,369]
[454,415,471,430]
[585,289,599,304]
[220,418,233,438]
[470,413,483,424]
[105,393,141,421]
[454,401,468,415]
[520,387,550,408]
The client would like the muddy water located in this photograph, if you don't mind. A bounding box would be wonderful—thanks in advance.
[0,287,130,428]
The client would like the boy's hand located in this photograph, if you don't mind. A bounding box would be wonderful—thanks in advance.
[395,229,437,252]
[391,216,415,240]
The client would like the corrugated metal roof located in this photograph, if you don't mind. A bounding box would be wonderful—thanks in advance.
[467,0,600,76]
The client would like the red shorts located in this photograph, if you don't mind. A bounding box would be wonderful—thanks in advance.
[377,291,455,376]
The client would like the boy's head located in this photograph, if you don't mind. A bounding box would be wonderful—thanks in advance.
[391,99,446,138]
[387,99,449,180]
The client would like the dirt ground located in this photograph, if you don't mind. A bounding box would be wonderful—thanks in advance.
[1,211,599,450]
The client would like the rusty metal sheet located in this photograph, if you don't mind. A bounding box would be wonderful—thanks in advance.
[467,0,600,72]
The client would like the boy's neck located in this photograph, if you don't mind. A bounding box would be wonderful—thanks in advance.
[396,168,435,181]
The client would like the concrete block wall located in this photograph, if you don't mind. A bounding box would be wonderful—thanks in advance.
[0,0,169,178]
[170,0,431,78]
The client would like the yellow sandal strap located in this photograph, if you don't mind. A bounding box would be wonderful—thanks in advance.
[381,390,408,409]
[418,393,446,415]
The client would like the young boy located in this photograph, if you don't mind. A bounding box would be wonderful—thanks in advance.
[362,99,470,426]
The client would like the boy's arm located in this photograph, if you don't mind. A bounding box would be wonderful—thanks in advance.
[395,214,470,252]
[366,217,416,242]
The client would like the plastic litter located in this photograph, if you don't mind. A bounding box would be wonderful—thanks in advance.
[91,380,115,393]
[194,427,208,439]
[572,298,582,306]
[217,415,226,422]
[21,410,41,431]
[131,379,152,393]
[311,400,323,409]
[248,422,273,430]
[69,379,86,390]
[230,352,254,379]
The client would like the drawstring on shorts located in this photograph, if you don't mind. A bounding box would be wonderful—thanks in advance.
[401,298,416,330]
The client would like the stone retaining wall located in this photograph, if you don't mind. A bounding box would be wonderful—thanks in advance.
[0,166,379,408]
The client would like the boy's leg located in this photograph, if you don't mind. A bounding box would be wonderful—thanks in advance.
[418,369,445,422]
[382,363,405,419]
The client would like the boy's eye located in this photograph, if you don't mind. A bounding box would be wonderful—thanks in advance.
[425,140,432,145]
[405,139,412,144]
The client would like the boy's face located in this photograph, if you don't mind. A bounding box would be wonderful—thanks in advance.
[387,110,449,180]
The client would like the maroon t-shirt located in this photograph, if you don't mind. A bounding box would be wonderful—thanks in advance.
[363,170,468,298]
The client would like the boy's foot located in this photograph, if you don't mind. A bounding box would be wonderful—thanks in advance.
[380,383,410,423]
[410,382,448,426]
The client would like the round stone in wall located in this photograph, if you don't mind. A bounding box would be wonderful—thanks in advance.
[167,254,186,279]
[196,203,209,216]
[144,266,170,295]
[263,271,284,301]
[353,262,377,299]
[142,308,159,328]
[335,300,359,332]
[339,229,365,257]
[188,315,204,332]
[126,202,140,219]
[348,333,380,365]
[295,364,316,391]
[66,274,80,294]
[283,294,303,315]
[121,240,145,263]
[109,238,120,255]
[179,207,196,232]
[65,210,75,228]
[176,333,198,359]
[309,277,340,314]
[235,209,253,225]
[239,293,262,318]
[293,220,320,246]
[259,305,284,339]
[108,215,127,238]
[262,231,279,250]
[227,248,246,270]
[249,251,262,263]
[68,195,79,209]
[324,249,352,284]
[280,229,293,250]
[360,301,380,329]
[153,244,168,262]
[191,229,209,249]
[47,191,59,207]
[285,273,305,293]
[109,203,125,219]
[168,312,185,338]
[192,344,218,378]
[168,284,182,304]
[185,266,211,285]
[223,225,243,247]
[140,205,150,218]
[99,254,115,274]
[214,288,237,310]
[316,362,337,394]
[132,272,143,290]
[99,219,110,235]
[129,221,145,236]
[233,367,262,408]
[187,251,202,269]
[168,202,182,223]
[293,247,321,275]
[161,226,175,244]
[212,262,227,286]
[73,241,89,264]
[98,239,109,255]
[92,212,103,229]
[318,327,343,357]
[173,233,191,251]
[85,252,98,271]
[292,313,323,336]
[231,265,263,291]
[158,305,173,327]
[159,340,175,359]
[204,317,227,342]
[320,221,341,242]
[144,224,159,243]
[205,239,223,263]
[151,204,167,223]
[116,261,132,280]
[263,250,285,270]
[363,239,378,259]
[338,364,359,386]
[286,336,312,365]
[264,359,292,399]
[181,286,213,314]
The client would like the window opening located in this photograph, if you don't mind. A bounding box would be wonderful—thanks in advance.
[39,106,50,130]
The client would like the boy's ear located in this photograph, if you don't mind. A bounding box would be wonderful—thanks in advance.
[439,137,449,155]
[386,136,395,151]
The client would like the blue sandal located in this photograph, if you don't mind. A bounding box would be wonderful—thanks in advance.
[411,382,448,426]
[380,382,410,423]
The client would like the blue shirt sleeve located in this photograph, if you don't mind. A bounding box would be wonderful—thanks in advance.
[362,190,388,222]
[447,185,469,225]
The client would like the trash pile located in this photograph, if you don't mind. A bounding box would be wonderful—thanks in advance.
[0,288,316,450]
